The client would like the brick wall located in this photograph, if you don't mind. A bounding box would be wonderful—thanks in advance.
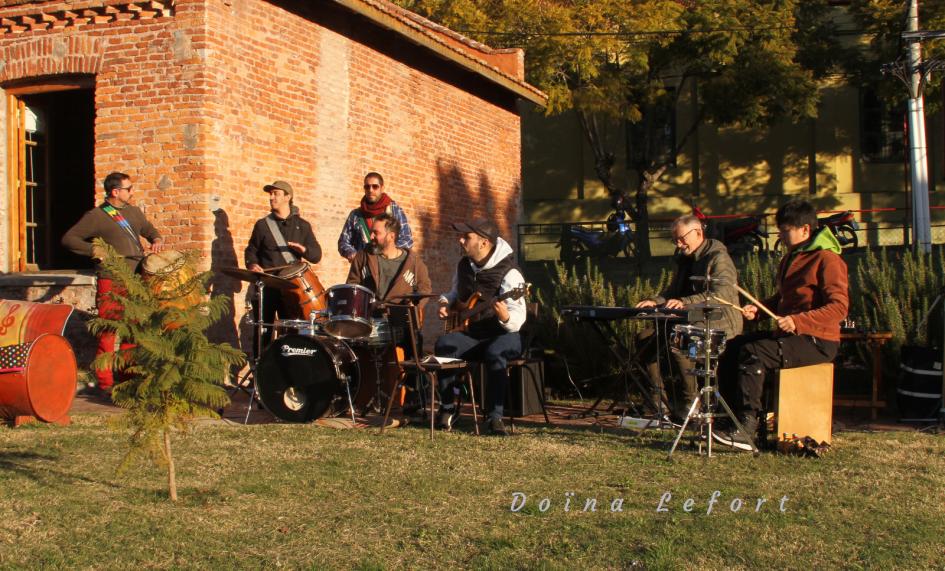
[202,0,523,342]
[2,0,525,350]
[0,1,211,253]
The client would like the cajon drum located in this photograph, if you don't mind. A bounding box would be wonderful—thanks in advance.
[773,362,834,447]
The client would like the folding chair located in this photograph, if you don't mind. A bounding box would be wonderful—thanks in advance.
[380,302,479,438]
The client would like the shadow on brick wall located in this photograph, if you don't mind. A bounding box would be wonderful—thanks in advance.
[207,209,243,352]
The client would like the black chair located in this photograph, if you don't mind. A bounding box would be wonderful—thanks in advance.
[380,302,479,438]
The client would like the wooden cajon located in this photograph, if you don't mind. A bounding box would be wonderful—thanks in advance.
[772,363,834,447]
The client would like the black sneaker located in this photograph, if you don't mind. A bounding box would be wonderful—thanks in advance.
[486,416,509,436]
[712,415,758,452]
[437,409,457,431]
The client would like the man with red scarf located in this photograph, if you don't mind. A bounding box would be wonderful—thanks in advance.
[337,172,413,261]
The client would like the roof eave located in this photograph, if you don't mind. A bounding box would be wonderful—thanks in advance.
[332,0,547,107]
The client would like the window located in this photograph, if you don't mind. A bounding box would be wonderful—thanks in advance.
[860,87,906,163]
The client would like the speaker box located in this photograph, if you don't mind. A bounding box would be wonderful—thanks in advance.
[473,360,545,417]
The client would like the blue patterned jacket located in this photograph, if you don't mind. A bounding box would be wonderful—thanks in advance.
[337,201,413,258]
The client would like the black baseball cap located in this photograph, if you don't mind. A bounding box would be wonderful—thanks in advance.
[451,218,499,242]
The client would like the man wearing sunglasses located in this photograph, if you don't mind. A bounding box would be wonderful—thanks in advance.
[633,215,742,422]
[62,172,164,400]
[337,172,414,262]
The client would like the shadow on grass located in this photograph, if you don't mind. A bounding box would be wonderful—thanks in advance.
[0,448,124,489]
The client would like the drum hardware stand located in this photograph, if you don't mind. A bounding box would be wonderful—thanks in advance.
[235,277,269,424]
[667,277,760,458]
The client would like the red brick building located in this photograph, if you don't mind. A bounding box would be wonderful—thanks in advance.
[0,0,544,353]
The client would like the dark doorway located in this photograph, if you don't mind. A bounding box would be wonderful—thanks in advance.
[20,89,95,270]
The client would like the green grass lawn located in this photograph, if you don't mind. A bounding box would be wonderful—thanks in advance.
[2,415,944,570]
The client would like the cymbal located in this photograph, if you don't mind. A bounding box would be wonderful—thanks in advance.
[220,267,299,290]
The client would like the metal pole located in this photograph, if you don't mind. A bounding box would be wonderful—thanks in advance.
[907,0,932,252]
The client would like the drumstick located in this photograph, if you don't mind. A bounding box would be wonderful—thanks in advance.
[710,295,744,312]
[734,285,780,320]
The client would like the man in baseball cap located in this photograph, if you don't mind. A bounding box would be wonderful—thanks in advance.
[245,179,322,347]
[434,217,528,436]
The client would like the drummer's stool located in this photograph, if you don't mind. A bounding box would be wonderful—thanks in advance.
[380,303,479,439]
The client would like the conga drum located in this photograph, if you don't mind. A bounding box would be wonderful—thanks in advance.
[140,250,204,326]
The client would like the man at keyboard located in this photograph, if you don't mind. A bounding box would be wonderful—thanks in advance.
[633,215,742,421]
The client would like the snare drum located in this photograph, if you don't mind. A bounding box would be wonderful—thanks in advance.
[324,284,375,339]
[670,325,727,359]
[276,262,327,320]
[352,317,392,348]
[273,319,320,337]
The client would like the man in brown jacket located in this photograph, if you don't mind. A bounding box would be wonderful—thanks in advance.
[346,212,431,306]
[62,172,164,398]
[715,200,849,451]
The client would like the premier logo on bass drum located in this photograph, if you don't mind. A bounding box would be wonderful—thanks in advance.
[282,345,319,357]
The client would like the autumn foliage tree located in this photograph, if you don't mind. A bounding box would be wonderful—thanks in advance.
[396,0,846,256]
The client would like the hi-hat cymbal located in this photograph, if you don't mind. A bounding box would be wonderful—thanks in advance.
[220,267,299,290]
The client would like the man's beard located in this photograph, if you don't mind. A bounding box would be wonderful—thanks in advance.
[369,242,382,254]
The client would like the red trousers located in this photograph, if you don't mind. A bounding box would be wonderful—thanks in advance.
[95,277,135,390]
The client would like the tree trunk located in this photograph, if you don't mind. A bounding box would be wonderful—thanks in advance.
[632,166,668,259]
[164,429,178,502]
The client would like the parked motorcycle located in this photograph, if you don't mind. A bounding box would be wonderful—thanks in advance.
[558,197,635,263]
[773,210,859,251]
[693,205,768,254]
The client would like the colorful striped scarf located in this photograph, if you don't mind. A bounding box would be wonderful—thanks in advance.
[101,203,142,246]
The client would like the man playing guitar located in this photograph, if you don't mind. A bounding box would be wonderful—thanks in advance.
[435,218,527,436]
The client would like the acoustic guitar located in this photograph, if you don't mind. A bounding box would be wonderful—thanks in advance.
[444,283,530,333]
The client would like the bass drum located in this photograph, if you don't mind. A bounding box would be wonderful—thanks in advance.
[255,334,358,422]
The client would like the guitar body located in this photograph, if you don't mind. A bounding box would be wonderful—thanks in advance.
[445,292,482,333]
[443,285,529,334]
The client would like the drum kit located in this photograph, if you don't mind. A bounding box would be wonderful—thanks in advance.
[665,275,760,457]
[221,264,428,424]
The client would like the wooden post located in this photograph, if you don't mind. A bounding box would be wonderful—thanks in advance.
[16,98,26,271]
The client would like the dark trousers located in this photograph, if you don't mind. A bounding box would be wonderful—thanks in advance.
[718,332,839,417]
[434,331,522,418]
[637,326,698,415]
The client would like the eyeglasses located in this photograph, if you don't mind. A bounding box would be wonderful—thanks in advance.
[363,183,381,190]
[119,185,133,192]
[670,228,697,245]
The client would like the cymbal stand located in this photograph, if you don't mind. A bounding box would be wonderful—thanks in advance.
[668,281,760,458]
[237,278,268,424]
